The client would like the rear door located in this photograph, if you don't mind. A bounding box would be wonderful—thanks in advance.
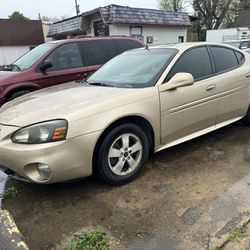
[115,39,143,54]
[208,46,250,124]
[41,43,87,88]
[79,40,118,76]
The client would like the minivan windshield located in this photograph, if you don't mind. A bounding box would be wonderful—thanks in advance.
[87,48,178,88]
[12,43,55,71]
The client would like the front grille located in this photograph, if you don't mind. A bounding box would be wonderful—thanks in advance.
[0,165,31,183]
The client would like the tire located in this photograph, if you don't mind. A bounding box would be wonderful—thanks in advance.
[243,105,250,125]
[8,90,31,102]
[97,123,149,185]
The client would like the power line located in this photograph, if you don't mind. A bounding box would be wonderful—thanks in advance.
[63,6,76,18]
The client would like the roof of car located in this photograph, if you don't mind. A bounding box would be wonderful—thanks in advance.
[46,36,144,46]
[150,42,242,51]
[128,42,244,54]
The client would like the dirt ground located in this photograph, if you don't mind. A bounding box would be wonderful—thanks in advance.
[2,122,250,250]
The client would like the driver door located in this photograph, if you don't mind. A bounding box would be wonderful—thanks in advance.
[40,43,88,88]
[160,46,218,145]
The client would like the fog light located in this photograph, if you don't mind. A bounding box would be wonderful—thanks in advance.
[37,163,52,181]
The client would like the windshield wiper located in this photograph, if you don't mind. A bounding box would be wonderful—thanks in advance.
[88,82,114,87]
[5,64,21,71]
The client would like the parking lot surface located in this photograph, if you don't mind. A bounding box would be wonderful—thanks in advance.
[2,122,250,250]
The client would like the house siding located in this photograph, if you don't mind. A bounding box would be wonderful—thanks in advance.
[110,24,187,44]
[0,46,30,66]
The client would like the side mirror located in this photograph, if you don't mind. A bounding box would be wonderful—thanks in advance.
[40,61,52,73]
[159,73,194,92]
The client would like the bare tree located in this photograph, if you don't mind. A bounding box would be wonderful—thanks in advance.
[193,0,235,30]
[159,0,183,12]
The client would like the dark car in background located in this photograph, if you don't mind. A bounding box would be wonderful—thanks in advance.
[0,36,144,105]
[223,39,250,53]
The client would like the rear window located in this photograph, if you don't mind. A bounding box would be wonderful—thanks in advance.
[210,46,239,73]
[235,51,245,65]
[79,40,118,66]
[115,39,143,53]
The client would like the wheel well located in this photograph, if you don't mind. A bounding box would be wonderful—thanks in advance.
[92,116,155,174]
[6,86,37,101]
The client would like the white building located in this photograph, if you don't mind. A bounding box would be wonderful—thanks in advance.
[48,4,191,45]
[206,27,250,42]
[42,21,53,43]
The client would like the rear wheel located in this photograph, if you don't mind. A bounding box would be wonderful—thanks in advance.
[97,123,149,185]
[8,90,31,102]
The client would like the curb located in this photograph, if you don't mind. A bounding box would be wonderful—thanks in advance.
[0,209,29,250]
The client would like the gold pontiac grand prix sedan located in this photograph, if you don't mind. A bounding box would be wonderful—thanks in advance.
[0,42,250,185]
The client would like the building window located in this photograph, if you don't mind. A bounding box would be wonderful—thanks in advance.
[178,36,184,43]
[130,26,142,35]
[94,20,109,37]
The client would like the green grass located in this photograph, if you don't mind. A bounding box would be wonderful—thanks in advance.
[0,187,19,199]
[208,246,220,250]
[68,228,109,250]
[229,227,248,243]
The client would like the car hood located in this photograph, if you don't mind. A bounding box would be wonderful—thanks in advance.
[0,82,152,127]
[0,70,20,83]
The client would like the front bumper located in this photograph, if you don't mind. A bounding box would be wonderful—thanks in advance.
[0,125,100,184]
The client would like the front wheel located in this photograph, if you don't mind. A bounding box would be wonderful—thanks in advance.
[97,124,149,185]
[8,90,31,102]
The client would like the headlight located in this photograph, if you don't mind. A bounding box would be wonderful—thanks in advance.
[12,120,68,144]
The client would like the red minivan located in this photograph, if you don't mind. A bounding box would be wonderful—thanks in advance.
[0,37,144,106]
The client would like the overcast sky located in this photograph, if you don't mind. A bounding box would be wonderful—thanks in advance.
[0,0,159,20]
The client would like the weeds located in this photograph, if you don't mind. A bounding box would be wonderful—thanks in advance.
[208,246,220,250]
[68,228,109,250]
[229,227,248,243]
[0,187,19,199]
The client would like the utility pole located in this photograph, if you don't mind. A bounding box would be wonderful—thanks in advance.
[75,0,80,15]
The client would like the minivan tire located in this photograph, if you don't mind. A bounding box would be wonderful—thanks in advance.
[8,90,31,102]
[97,123,149,185]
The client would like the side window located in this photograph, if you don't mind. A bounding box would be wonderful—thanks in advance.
[210,46,238,73]
[46,43,83,71]
[235,51,245,65]
[167,47,212,81]
[79,40,118,66]
[115,39,142,54]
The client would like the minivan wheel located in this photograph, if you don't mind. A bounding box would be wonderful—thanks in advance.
[8,90,31,102]
[97,124,149,185]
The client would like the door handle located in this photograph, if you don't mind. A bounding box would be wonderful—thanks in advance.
[206,85,216,91]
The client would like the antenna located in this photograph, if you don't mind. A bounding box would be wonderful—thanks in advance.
[75,0,80,15]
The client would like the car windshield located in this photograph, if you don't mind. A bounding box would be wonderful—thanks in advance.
[87,48,178,88]
[12,43,55,71]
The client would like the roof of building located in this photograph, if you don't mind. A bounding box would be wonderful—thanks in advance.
[0,19,44,46]
[99,4,191,26]
[232,10,250,28]
[48,4,191,37]
[47,15,82,37]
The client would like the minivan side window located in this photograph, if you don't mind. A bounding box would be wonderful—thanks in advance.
[115,39,142,54]
[46,43,83,71]
[167,46,212,81]
[79,40,118,66]
[210,46,238,73]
